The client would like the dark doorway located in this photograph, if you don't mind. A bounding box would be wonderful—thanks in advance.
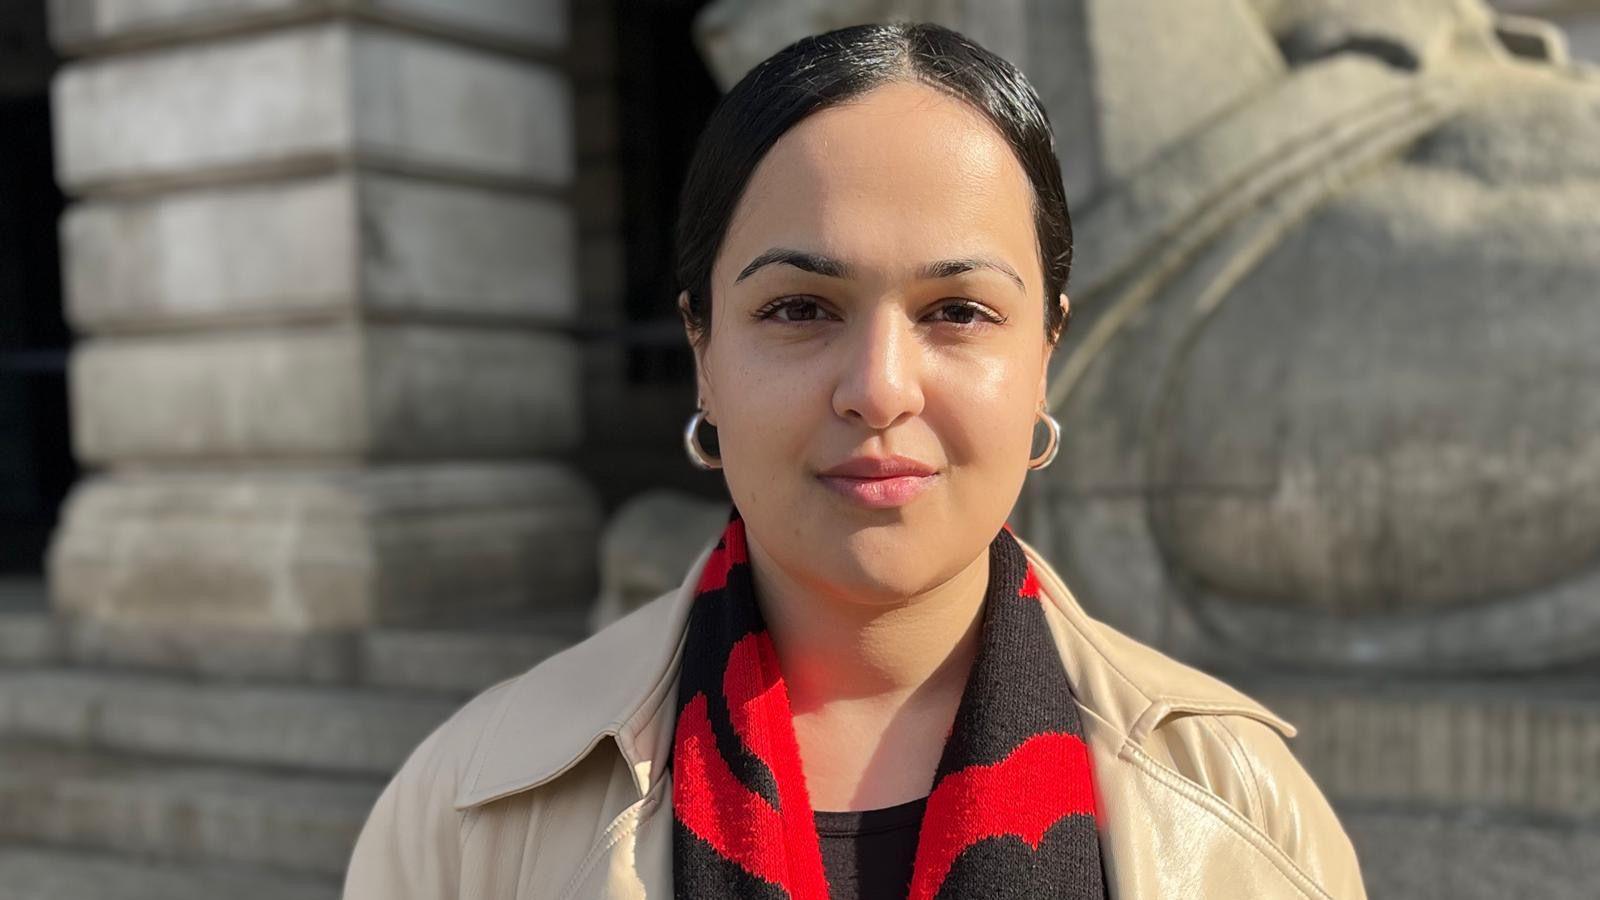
[615,0,722,387]
[0,2,73,575]
[575,0,728,511]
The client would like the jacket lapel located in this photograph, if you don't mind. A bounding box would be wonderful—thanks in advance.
[451,540,713,811]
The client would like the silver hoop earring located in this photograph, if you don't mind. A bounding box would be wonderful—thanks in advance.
[1028,406,1061,470]
[683,407,723,470]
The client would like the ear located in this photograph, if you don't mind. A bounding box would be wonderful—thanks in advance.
[1052,292,1070,346]
[678,290,716,424]
[1039,292,1069,403]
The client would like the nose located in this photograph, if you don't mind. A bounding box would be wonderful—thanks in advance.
[831,305,925,430]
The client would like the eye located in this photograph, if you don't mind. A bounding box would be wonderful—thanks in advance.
[927,300,1007,328]
[750,296,1007,328]
[751,296,837,323]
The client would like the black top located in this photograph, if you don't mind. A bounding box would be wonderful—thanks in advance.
[814,795,928,900]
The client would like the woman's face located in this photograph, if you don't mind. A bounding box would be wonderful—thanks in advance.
[686,79,1066,604]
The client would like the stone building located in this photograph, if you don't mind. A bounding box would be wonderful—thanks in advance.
[0,0,1597,897]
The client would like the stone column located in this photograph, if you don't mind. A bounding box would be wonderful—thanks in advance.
[45,0,601,633]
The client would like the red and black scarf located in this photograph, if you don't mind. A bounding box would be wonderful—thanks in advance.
[670,506,1105,899]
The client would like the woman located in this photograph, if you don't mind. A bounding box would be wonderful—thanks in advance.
[344,22,1367,900]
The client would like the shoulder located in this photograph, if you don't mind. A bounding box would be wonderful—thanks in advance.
[386,671,525,809]
[342,677,518,900]
[1162,710,1366,899]
[1055,592,1362,894]
[1015,537,1365,895]
[1130,672,1367,900]
[343,583,693,899]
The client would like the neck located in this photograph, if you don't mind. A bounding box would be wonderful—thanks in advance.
[744,529,991,713]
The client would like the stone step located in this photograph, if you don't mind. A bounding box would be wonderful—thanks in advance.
[0,845,337,900]
[1341,803,1600,900]
[0,739,379,878]
[361,622,579,694]
[1223,671,1600,821]
[47,615,585,695]
[0,576,586,695]
[0,580,59,667]
[0,668,460,776]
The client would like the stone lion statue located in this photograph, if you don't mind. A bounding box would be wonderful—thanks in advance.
[690,0,1600,673]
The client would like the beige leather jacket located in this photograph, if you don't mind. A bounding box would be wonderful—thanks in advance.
[344,533,1368,899]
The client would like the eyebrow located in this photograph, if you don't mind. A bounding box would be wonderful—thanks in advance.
[734,247,1026,293]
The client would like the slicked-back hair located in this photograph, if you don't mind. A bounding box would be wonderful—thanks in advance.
[673,21,1074,348]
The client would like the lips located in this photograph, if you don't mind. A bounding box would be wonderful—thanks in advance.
[816,455,940,509]
[818,455,938,478]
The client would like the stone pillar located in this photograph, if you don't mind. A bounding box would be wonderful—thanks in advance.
[45,0,601,633]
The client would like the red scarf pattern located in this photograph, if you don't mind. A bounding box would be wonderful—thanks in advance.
[670,506,1106,899]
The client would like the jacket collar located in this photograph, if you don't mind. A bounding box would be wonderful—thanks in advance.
[453,531,1296,810]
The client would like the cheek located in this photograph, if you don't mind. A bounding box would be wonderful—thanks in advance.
[925,352,1040,468]
[708,336,822,468]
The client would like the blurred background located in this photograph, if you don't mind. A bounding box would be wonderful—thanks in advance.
[1,0,1597,897]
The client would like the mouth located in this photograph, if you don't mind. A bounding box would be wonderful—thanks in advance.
[815,472,938,509]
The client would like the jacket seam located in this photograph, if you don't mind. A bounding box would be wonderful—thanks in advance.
[448,806,474,896]
[618,622,693,789]
[527,790,555,896]
[1119,737,1332,900]
[1203,715,1266,824]
[1157,696,1297,739]
[557,782,666,900]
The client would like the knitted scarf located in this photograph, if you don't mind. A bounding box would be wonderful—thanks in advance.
[669,505,1105,899]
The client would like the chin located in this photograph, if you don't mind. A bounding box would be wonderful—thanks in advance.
[816,526,951,604]
[743,491,955,600]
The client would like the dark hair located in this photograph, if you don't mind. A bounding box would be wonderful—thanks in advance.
[674,21,1073,348]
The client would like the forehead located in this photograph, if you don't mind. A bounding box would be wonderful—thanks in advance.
[718,79,1038,284]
